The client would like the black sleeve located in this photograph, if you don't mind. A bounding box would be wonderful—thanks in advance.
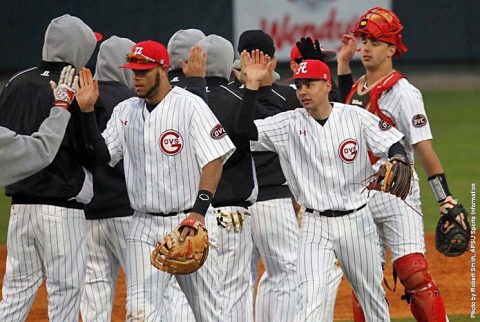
[329,79,341,102]
[82,111,111,166]
[235,89,259,141]
[254,86,285,119]
[185,77,208,104]
[388,141,407,158]
[338,74,355,103]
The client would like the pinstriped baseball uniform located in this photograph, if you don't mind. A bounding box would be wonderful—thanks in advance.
[352,78,432,261]
[1,204,86,321]
[252,103,403,321]
[101,86,235,321]
[81,217,130,319]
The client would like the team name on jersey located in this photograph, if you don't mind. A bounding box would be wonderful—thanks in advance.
[159,130,183,155]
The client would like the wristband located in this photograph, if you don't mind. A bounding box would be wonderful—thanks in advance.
[191,190,214,216]
[428,173,451,202]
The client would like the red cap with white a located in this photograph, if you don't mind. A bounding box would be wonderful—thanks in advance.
[294,60,331,81]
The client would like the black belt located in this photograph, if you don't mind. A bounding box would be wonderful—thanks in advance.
[148,208,192,217]
[305,204,366,217]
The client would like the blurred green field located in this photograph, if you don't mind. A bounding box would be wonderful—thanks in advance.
[0,89,478,243]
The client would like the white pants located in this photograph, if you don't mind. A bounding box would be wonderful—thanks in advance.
[0,204,87,322]
[80,216,131,322]
[250,198,299,322]
[125,210,220,322]
[369,179,425,262]
[295,207,390,322]
[215,206,254,322]
[159,213,219,322]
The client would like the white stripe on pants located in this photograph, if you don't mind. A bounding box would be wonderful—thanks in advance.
[0,204,87,322]
[80,216,131,322]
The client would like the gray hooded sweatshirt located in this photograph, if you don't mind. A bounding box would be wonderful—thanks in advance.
[42,14,97,68]
[0,107,70,187]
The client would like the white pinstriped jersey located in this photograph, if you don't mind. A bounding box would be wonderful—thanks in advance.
[251,103,403,211]
[376,78,433,164]
[102,86,235,213]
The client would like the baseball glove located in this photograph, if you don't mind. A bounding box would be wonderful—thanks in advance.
[366,155,413,200]
[295,37,326,62]
[435,203,471,257]
[151,217,209,275]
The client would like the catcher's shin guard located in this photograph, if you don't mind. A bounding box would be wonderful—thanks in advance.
[351,290,366,322]
[394,253,447,322]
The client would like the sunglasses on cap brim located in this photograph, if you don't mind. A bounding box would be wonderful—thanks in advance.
[125,52,162,65]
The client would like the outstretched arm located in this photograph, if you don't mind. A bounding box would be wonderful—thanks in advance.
[0,66,76,186]
[234,50,273,140]
[75,68,111,166]
[337,34,357,102]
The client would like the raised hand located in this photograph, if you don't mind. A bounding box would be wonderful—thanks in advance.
[74,67,99,113]
[180,46,207,78]
[241,49,273,90]
[50,65,78,110]
[337,34,357,75]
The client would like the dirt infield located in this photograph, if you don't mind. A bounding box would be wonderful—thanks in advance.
[0,233,473,321]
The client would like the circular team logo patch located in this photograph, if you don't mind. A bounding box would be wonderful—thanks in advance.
[159,130,183,156]
[378,119,392,131]
[210,124,227,140]
[412,114,427,128]
[339,139,358,163]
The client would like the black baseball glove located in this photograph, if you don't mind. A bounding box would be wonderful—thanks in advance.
[435,203,471,257]
[295,37,326,62]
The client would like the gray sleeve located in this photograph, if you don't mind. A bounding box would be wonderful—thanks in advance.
[0,106,71,187]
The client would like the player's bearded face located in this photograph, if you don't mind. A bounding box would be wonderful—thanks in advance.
[360,37,394,69]
[132,68,161,99]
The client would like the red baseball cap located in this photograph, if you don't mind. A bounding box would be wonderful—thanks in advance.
[120,40,170,70]
[290,43,336,63]
[294,60,331,81]
[94,32,103,42]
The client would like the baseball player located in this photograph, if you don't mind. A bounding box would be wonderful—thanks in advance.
[79,35,135,322]
[229,30,300,322]
[75,40,235,322]
[237,52,412,321]
[289,38,345,322]
[332,7,466,322]
[0,15,100,321]
[161,29,213,322]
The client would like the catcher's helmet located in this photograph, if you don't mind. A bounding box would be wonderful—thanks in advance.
[352,7,408,57]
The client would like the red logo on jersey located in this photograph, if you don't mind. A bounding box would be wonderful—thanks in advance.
[378,119,391,131]
[210,124,227,139]
[412,114,427,128]
[159,130,183,155]
[339,139,358,163]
